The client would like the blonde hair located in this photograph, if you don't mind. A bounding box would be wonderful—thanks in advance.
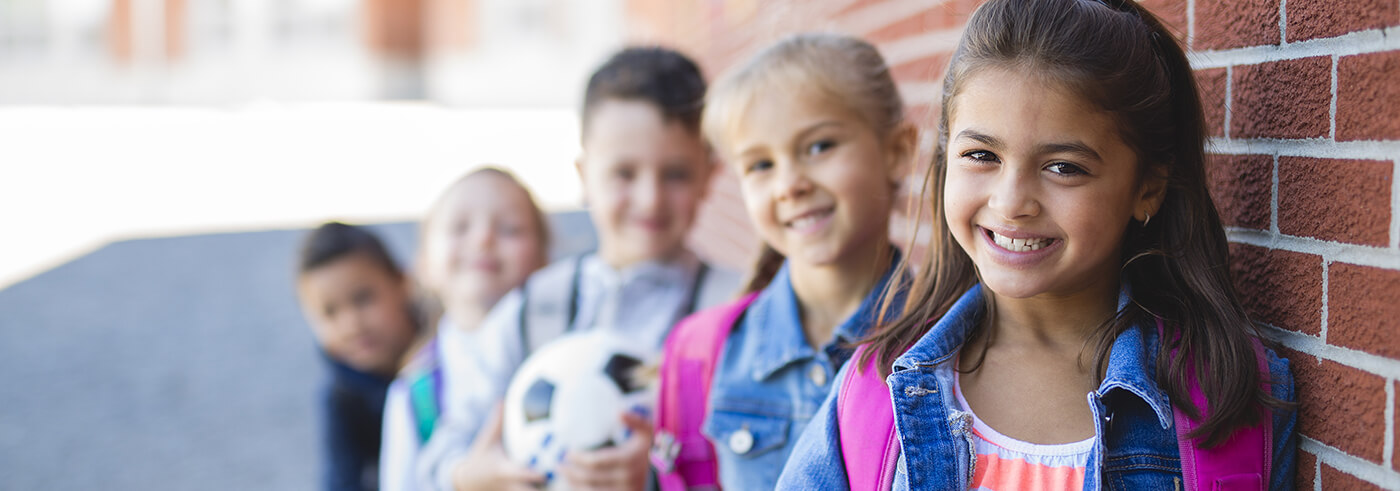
[703,33,905,151]
[702,32,907,293]
[421,166,551,269]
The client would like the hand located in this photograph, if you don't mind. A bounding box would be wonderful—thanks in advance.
[451,404,546,491]
[559,410,654,491]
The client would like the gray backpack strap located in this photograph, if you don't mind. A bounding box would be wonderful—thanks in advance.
[689,262,744,313]
[519,255,586,356]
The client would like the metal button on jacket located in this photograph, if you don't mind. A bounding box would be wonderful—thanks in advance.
[809,364,827,386]
[728,426,755,454]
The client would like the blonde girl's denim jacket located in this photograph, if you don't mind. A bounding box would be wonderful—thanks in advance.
[701,254,904,490]
[776,283,1298,490]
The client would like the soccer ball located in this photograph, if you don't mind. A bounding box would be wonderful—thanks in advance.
[502,330,653,488]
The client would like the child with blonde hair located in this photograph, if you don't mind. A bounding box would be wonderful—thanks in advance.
[650,33,917,491]
[379,167,551,491]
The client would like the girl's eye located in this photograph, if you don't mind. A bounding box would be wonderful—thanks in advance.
[806,139,836,156]
[663,168,692,183]
[746,159,773,174]
[497,223,524,237]
[1046,162,1087,176]
[961,150,998,162]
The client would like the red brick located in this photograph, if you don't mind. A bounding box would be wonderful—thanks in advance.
[1206,154,1272,230]
[1286,0,1399,42]
[1195,0,1281,50]
[1321,464,1382,490]
[1229,244,1323,334]
[1196,68,1228,137]
[1232,57,1332,139]
[1328,263,1400,358]
[907,103,939,129]
[1290,355,1387,464]
[834,0,889,17]
[1337,51,1400,141]
[1138,0,1188,43]
[1277,157,1392,245]
[890,53,950,84]
[863,3,975,42]
[1297,449,1317,490]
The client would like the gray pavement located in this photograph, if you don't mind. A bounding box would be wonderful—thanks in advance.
[0,212,594,490]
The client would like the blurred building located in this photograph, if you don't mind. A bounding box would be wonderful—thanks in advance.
[0,0,625,106]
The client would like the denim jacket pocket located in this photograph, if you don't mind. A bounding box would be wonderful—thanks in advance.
[702,408,792,459]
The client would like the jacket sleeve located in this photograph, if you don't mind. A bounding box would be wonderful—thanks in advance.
[775,360,852,490]
[379,380,418,491]
[1267,348,1298,491]
[417,290,528,491]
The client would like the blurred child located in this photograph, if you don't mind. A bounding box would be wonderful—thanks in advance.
[417,47,743,491]
[378,167,551,491]
[297,221,421,491]
[779,0,1297,489]
[649,33,916,491]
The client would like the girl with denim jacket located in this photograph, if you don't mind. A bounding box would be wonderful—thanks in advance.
[652,33,918,490]
[778,0,1298,489]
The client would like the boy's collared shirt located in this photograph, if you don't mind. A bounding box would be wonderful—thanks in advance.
[704,253,903,490]
[419,251,740,490]
[777,283,1298,490]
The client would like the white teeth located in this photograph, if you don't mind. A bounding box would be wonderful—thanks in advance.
[991,230,1051,252]
[789,216,818,229]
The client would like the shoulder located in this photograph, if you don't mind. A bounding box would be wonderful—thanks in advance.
[518,255,589,296]
[667,293,759,357]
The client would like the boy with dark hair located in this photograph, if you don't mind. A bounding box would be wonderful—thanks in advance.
[297,221,421,491]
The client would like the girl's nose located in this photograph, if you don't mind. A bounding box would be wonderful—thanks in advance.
[776,160,813,200]
[986,168,1040,219]
[468,222,496,250]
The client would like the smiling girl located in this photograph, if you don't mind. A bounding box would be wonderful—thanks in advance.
[651,33,916,491]
[778,1,1297,489]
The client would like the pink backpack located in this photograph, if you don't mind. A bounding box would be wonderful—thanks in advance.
[838,319,1274,491]
[651,292,761,491]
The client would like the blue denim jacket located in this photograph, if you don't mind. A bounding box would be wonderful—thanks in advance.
[702,257,903,490]
[777,283,1298,490]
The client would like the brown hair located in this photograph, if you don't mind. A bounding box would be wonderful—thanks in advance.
[862,0,1287,447]
[704,33,907,293]
[582,46,707,138]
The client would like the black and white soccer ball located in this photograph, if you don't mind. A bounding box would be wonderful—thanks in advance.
[502,330,653,488]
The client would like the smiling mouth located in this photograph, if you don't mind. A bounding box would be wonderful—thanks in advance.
[784,207,834,229]
[984,228,1056,252]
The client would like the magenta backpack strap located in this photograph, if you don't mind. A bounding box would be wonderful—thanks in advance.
[1160,318,1273,491]
[837,345,899,491]
[652,292,760,491]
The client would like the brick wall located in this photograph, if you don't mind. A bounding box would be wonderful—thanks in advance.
[627,0,1400,488]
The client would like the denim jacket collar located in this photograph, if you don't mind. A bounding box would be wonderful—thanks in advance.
[747,251,902,381]
[891,282,1174,429]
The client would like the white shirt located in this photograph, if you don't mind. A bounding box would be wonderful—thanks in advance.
[418,251,741,490]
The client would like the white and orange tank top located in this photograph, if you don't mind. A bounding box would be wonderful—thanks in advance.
[953,369,1093,491]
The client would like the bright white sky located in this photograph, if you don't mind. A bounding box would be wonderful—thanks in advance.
[0,103,585,289]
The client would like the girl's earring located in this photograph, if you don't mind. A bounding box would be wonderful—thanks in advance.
[1142,213,1152,227]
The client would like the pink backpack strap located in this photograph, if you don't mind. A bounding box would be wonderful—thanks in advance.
[652,292,760,491]
[1161,318,1273,491]
[837,345,899,491]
